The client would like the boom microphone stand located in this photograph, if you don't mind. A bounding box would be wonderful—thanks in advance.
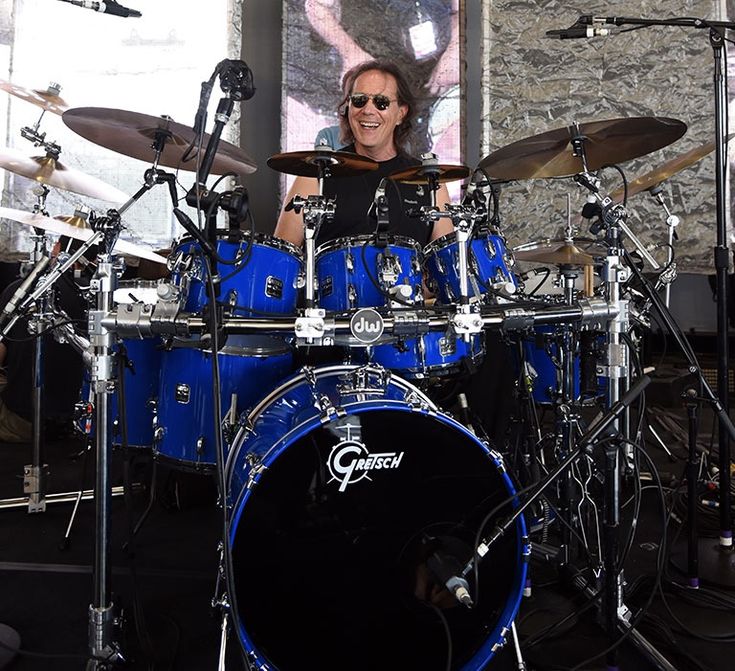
[570,11,735,585]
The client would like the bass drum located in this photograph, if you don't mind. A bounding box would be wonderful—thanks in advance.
[226,365,529,671]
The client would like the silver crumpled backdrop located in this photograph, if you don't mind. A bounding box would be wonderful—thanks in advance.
[480,0,732,275]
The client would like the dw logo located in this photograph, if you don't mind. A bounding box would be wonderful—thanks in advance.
[350,308,385,344]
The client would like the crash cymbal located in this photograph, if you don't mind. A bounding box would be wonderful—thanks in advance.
[0,147,129,202]
[513,238,604,266]
[609,134,735,202]
[0,79,69,115]
[0,207,168,264]
[267,149,378,178]
[388,163,470,185]
[62,107,257,175]
[479,117,687,180]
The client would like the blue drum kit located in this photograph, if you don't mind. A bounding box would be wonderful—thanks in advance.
[1,66,713,670]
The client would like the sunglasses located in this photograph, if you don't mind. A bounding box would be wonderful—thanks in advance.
[348,93,395,111]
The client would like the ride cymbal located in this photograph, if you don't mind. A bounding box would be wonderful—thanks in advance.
[609,134,735,202]
[0,79,69,115]
[388,163,470,185]
[0,207,168,264]
[267,149,378,178]
[0,147,129,202]
[479,117,687,180]
[62,107,257,175]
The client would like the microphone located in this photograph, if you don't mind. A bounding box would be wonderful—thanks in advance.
[546,24,617,39]
[59,0,142,18]
[427,549,474,608]
[1,256,50,320]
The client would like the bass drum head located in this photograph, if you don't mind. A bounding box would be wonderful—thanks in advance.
[227,366,527,671]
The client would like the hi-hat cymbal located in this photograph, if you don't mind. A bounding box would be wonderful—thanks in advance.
[609,134,735,202]
[0,79,69,115]
[479,117,687,180]
[0,147,129,202]
[267,149,378,178]
[513,238,605,266]
[388,163,470,184]
[62,107,257,175]
[0,206,168,264]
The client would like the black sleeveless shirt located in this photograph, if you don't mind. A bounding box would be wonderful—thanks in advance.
[317,145,434,247]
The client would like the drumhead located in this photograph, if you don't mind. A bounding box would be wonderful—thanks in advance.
[226,365,528,671]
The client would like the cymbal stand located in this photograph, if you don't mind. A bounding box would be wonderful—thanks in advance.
[86,211,125,669]
[25,231,51,513]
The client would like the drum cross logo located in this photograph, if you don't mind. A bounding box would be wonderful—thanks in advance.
[326,425,404,492]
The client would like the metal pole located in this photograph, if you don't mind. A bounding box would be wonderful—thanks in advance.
[710,27,733,551]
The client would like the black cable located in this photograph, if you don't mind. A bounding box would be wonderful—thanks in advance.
[427,604,452,671]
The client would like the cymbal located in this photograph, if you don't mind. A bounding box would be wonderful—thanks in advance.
[267,149,378,178]
[0,207,168,264]
[479,117,687,180]
[62,107,257,175]
[388,163,470,184]
[513,238,605,266]
[0,147,129,202]
[610,134,735,202]
[0,79,69,115]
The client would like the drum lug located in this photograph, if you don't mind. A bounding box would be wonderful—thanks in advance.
[303,367,347,422]
[348,284,357,308]
[405,390,432,412]
[226,289,239,308]
[245,453,267,491]
[378,250,401,287]
[346,251,354,273]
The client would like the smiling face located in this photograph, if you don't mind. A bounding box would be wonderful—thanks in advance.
[347,69,408,162]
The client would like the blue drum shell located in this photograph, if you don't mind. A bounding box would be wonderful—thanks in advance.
[424,231,516,304]
[172,234,302,317]
[154,337,294,471]
[369,331,485,379]
[315,235,423,311]
[77,337,162,449]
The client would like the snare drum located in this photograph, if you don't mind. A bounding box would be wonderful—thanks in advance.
[315,235,423,311]
[172,233,302,318]
[369,331,485,379]
[225,365,529,671]
[424,231,516,304]
[153,336,293,472]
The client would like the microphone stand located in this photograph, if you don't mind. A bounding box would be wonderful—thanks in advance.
[577,12,734,583]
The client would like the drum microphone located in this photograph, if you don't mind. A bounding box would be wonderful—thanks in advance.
[1,256,50,322]
[426,549,474,608]
[58,0,142,18]
[546,24,617,39]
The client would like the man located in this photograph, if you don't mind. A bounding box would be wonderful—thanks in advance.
[275,59,453,247]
